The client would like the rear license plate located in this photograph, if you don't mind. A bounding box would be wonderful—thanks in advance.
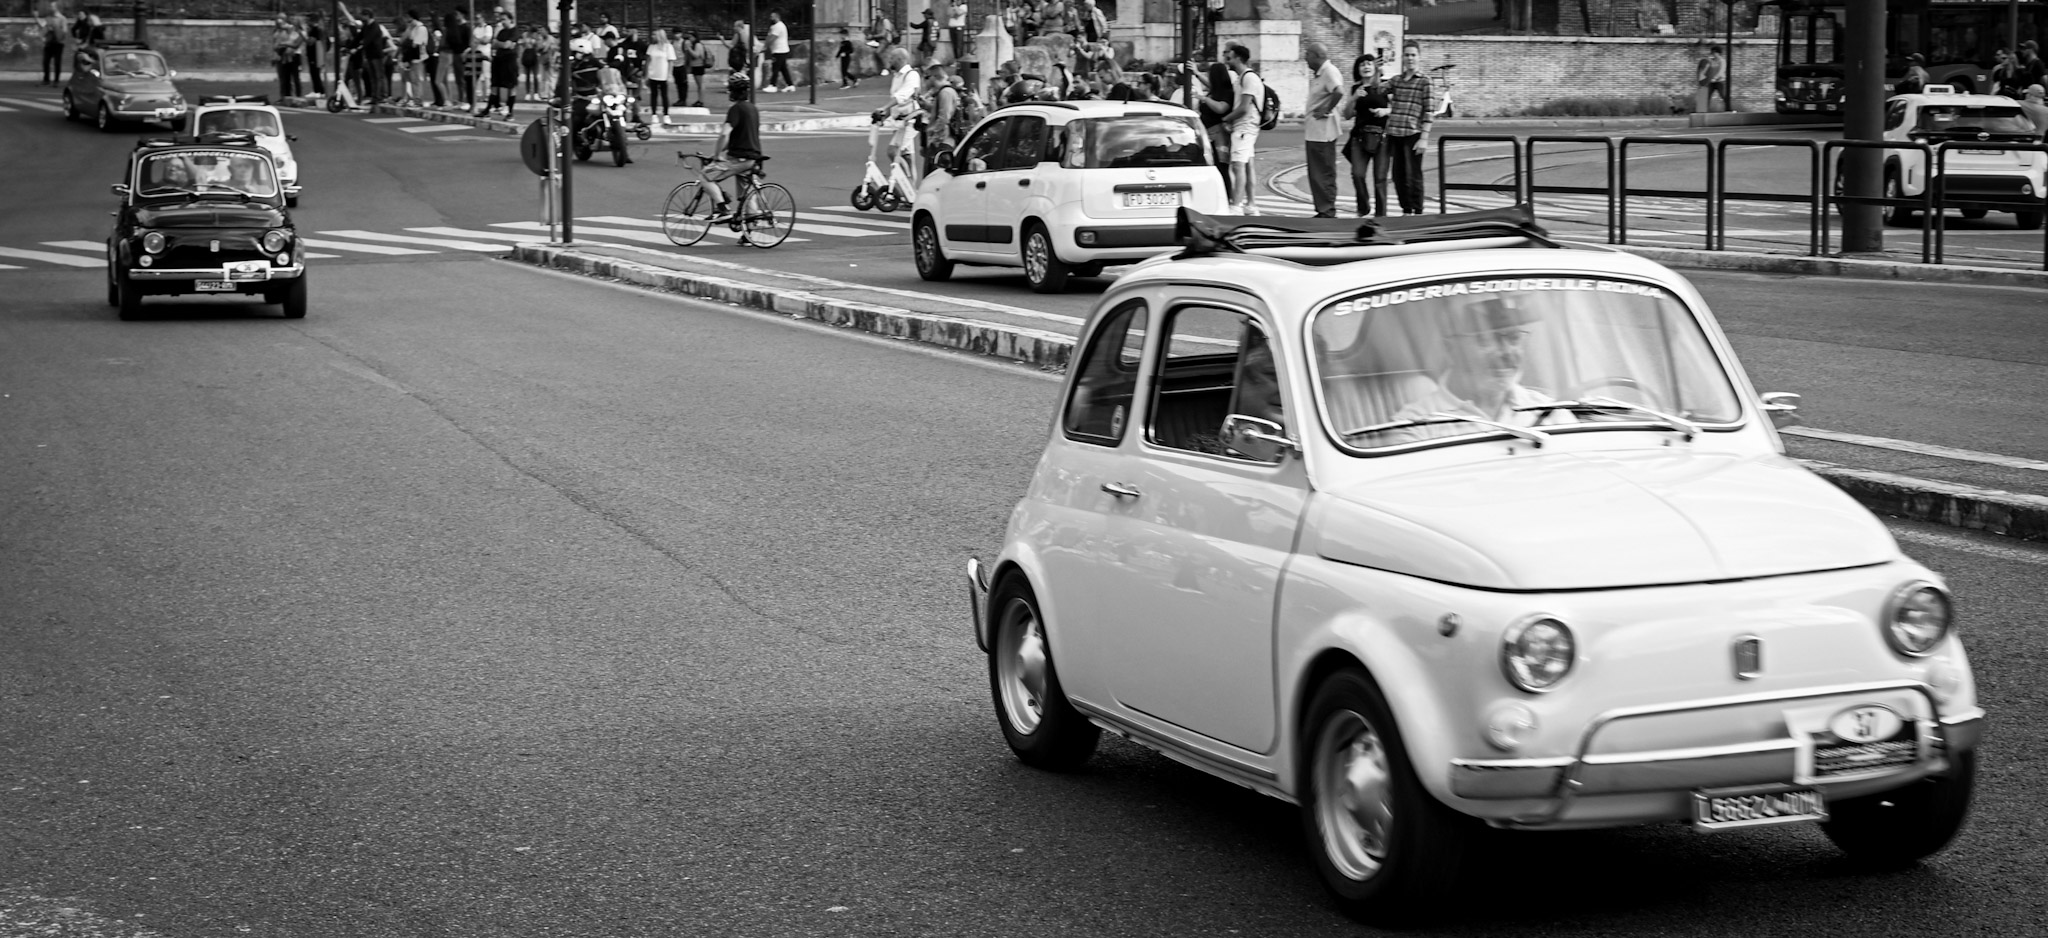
[196,280,236,292]
[1121,191,1182,208]
[1692,785,1827,831]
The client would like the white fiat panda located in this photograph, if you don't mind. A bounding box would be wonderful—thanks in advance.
[911,99,1229,292]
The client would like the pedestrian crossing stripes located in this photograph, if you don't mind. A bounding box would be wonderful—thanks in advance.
[0,97,65,113]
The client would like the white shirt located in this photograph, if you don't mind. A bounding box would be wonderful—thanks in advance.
[889,63,920,108]
[1304,59,1344,142]
[569,32,599,55]
[471,21,493,57]
[949,2,968,27]
[768,21,789,54]
[1231,69,1264,132]
[1384,383,1557,444]
[646,40,674,80]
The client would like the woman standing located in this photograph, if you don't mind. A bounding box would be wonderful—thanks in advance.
[272,14,305,99]
[1339,53,1390,217]
[1194,57,1235,199]
[441,10,468,110]
[520,26,542,97]
[423,15,444,107]
[682,31,709,107]
[645,28,675,125]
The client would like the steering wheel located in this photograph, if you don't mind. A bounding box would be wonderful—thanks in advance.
[1562,376,1670,414]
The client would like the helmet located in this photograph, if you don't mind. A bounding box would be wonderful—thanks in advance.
[727,71,752,95]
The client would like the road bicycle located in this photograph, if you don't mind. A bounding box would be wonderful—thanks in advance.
[662,151,797,248]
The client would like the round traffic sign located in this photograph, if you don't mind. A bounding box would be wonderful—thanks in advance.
[520,119,553,176]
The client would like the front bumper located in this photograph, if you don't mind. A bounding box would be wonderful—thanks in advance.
[1448,680,1982,823]
[128,263,305,281]
[113,105,188,122]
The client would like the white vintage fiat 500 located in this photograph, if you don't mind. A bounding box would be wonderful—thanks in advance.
[965,207,1983,924]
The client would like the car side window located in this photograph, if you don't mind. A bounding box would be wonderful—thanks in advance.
[1884,101,1907,131]
[956,117,1008,173]
[1001,116,1048,170]
[1147,305,1284,461]
[1062,299,1147,445]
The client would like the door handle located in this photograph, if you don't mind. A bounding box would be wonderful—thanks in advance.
[1101,482,1142,499]
[1018,178,1031,186]
[975,180,986,189]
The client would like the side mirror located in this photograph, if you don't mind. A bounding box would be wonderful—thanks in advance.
[288,134,299,141]
[932,150,953,171]
[110,183,130,198]
[1760,391,1801,429]
[1221,414,1296,462]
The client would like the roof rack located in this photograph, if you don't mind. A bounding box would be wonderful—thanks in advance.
[200,94,271,105]
[93,40,151,50]
[993,99,1080,111]
[1172,204,1558,259]
[132,131,263,150]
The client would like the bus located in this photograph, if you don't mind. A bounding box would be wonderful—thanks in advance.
[1769,0,2047,115]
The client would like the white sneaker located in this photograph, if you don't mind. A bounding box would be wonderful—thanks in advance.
[783,85,796,93]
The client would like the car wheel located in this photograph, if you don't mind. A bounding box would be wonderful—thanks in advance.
[115,272,142,321]
[1022,224,1071,293]
[1822,750,1974,869]
[988,577,1099,771]
[1301,668,1474,926]
[286,195,299,208]
[1071,262,1105,279]
[280,276,308,319]
[1883,170,1913,227]
[63,91,78,121]
[96,103,115,132]
[913,214,954,281]
[2017,211,2045,230]
[850,185,875,211]
[106,270,119,307]
[1960,208,1988,220]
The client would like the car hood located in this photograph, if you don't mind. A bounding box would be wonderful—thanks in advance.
[1309,449,1896,591]
[101,77,179,94]
[134,203,286,228]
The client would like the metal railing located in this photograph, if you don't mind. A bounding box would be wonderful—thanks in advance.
[1433,133,2047,272]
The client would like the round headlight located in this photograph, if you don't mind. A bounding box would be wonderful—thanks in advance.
[1883,582,1952,657]
[261,230,288,254]
[601,94,621,106]
[1501,616,1575,693]
[141,231,166,254]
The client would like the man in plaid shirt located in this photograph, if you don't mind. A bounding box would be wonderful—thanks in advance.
[1383,41,1436,215]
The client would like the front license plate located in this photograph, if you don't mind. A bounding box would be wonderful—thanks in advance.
[195,280,236,292]
[1692,785,1828,831]
[1121,191,1182,208]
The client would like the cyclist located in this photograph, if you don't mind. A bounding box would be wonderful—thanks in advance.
[704,70,764,222]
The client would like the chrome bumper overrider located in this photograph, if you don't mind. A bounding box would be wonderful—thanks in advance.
[1449,681,1983,814]
[129,264,305,281]
[967,557,991,653]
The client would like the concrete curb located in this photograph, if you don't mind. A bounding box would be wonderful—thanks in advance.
[509,242,2046,541]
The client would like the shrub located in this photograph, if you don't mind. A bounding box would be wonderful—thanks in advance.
[1520,95,1685,117]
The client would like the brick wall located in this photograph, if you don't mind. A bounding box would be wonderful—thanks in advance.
[1421,34,1774,116]
[0,17,283,70]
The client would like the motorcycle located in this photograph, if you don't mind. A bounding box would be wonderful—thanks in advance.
[571,65,652,167]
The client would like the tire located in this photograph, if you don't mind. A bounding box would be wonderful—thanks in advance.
[573,137,592,161]
[661,181,714,246]
[326,92,345,113]
[96,103,115,132]
[913,214,954,281]
[1022,224,1071,293]
[634,123,653,141]
[63,91,78,121]
[115,272,142,321]
[1300,668,1475,926]
[610,124,629,166]
[279,276,307,319]
[286,195,299,208]
[106,270,119,307]
[740,182,795,248]
[1071,262,1105,279]
[2017,211,2045,231]
[874,188,901,213]
[1822,750,1975,869]
[987,578,1099,771]
[1883,170,1913,226]
[850,185,875,211]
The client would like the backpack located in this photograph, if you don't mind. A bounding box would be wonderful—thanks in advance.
[1259,78,1281,131]
[950,86,986,139]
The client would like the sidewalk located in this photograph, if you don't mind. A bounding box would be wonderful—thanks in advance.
[316,80,885,137]
[507,210,2048,543]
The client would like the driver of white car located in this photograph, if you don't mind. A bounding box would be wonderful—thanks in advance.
[1385,296,1559,442]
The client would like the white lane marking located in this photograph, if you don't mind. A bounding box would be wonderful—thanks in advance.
[543,237,1088,328]
[1891,524,2048,567]
[0,97,65,112]
[0,245,102,267]
[1784,427,2048,472]
[297,236,437,255]
[576,212,884,238]
[429,135,511,142]
[306,252,341,258]
[42,240,106,253]
[398,123,471,133]
[0,104,16,112]
[408,226,555,242]
[497,220,808,245]
[0,263,22,269]
[319,229,510,251]
[805,206,914,228]
[577,215,677,229]
[363,116,422,123]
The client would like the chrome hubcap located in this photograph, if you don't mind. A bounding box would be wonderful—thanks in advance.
[996,599,1049,735]
[917,225,937,269]
[1025,234,1048,281]
[1315,710,1393,881]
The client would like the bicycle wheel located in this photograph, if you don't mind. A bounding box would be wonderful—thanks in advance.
[740,182,796,249]
[662,181,714,246]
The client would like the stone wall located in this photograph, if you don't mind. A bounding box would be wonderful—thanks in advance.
[1421,34,1776,116]
[0,17,282,70]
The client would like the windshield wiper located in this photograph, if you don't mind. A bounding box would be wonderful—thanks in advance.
[1515,397,1700,440]
[193,185,256,202]
[139,186,199,197]
[1343,412,1551,446]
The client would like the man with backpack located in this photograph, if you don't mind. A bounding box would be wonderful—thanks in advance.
[38,1,66,85]
[1221,42,1266,215]
[1382,41,1436,216]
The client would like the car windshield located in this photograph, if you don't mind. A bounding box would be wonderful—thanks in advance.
[1309,276,1743,451]
[135,149,279,198]
[1062,114,1208,168]
[1914,104,2036,135]
[197,109,282,136]
[102,52,169,77]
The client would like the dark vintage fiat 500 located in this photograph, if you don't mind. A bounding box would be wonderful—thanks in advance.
[107,133,307,320]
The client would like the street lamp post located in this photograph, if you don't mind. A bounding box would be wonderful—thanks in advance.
[1724,0,1735,111]
[557,0,574,243]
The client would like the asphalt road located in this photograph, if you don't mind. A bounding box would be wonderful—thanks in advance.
[4,251,2048,938]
